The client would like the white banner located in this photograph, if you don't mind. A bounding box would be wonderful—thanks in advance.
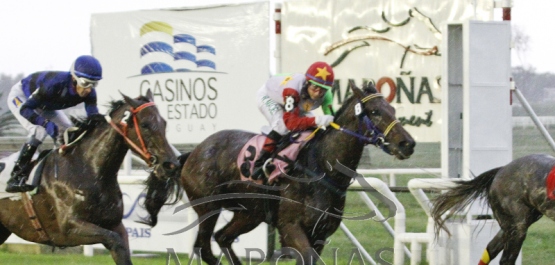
[91,3,270,144]
[118,181,268,257]
[5,175,268,258]
[281,0,493,142]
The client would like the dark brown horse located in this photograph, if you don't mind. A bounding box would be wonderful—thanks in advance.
[431,154,555,265]
[146,82,415,264]
[0,89,180,265]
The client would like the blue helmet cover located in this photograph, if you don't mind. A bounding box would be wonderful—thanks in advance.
[72,55,102,80]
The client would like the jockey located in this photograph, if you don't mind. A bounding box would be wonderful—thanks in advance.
[5,55,102,193]
[251,61,335,180]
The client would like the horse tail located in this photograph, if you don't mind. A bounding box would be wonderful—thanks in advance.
[140,152,191,227]
[431,167,501,238]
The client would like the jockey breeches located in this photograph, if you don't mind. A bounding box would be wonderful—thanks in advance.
[8,82,72,143]
[256,85,288,135]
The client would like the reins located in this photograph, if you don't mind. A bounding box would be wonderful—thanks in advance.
[106,101,157,166]
[303,93,399,193]
[309,93,399,149]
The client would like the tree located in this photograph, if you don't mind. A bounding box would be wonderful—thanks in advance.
[0,74,25,136]
[512,25,530,68]
[512,66,555,111]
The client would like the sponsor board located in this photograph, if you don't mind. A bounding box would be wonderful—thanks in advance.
[281,0,493,142]
[91,3,270,144]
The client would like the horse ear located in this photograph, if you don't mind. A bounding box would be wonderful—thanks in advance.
[120,91,141,108]
[349,80,365,99]
[145,89,154,102]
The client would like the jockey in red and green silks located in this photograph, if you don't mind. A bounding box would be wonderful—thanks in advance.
[251,61,335,180]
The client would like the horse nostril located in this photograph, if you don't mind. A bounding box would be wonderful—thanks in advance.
[162,161,176,171]
[399,140,416,154]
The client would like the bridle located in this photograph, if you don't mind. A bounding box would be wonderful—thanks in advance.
[330,93,399,151]
[106,101,157,166]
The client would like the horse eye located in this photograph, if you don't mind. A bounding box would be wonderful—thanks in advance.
[370,109,380,116]
[141,123,150,129]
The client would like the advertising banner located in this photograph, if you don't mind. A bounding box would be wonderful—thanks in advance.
[117,181,268,257]
[5,177,268,258]
[281,0,493,142]
[91,3,270,144]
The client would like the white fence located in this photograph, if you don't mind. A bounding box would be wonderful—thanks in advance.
[513,116,555,127]
[3,166,440,262]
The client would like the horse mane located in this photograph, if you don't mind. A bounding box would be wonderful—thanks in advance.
[66,99,132,143]
[333,81,378,119]
[69,98,132,131]
[299,82,379,165]
[107,99,126,116]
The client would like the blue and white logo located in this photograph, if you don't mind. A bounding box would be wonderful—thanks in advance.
[139,21,217,75]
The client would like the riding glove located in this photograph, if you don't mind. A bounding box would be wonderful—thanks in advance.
[45,121,59,139]
[315,115,334,127]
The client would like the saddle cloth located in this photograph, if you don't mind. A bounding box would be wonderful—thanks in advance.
[546,165,555,200]
[237,131,312,184]
[0,152,44,199]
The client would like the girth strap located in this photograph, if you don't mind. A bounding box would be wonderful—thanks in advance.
[21,192,50,242]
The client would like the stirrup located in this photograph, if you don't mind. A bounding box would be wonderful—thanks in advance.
[5,175,34,193]
[252,158,273,180]
[262,158,275,177]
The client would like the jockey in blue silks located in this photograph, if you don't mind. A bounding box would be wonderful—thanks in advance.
[5,55,102,192]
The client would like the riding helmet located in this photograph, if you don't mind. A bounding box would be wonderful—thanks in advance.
[305,61,334,90]
[71,55,103,80]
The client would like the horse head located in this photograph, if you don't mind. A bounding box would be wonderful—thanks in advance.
[337,80,415,159]
[111,89,180,179]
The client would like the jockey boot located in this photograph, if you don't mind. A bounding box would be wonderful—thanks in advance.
[251,131,282,180]
[6,143,37,193]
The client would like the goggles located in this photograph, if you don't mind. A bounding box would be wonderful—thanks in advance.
[70,64,98,89]
[74,76,98,89]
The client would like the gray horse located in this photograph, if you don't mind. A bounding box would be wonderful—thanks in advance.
[432,154,555,265]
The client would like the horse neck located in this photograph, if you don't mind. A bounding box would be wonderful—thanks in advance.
[315,114,366,187]
[331,114,366,166]
[75,123,129,181]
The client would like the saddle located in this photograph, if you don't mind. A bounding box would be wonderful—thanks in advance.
[0,150,51,197]
[237,131,313,184]
[546,165,555,200]
[0,127,84,196]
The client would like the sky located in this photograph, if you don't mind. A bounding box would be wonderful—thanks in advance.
[0,0,553,77]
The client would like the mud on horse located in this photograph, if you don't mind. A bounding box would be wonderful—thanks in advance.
[431,154,555,265]
[145,81,415,265]
[0,89,180,265]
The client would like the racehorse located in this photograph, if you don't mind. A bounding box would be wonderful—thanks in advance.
[0,89,180,265]
[431,154,555,265]
[150,81,415,265]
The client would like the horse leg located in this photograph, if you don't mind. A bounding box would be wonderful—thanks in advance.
[274,190,316,265]
[491,200,541,265]
[102,223,131,263]
[214,211,265,264]
[278,223,313,265]
[310,235,328,256]
[65,220,132,265]
[478,230,505,265]
[192,206,222,265]
[276,201,311,264]
[0,222,12,244]
[497,225,527,265]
